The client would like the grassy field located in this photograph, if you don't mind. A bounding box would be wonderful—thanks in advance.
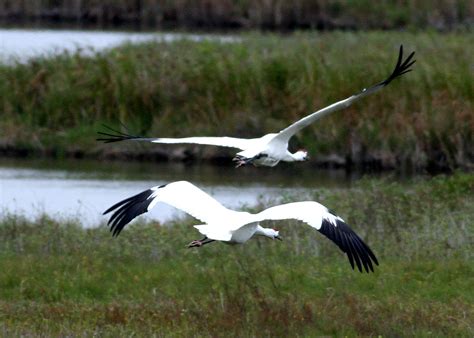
[0,173,472,335]
[1,31,473,171]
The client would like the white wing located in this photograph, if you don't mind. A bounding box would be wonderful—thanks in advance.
[256,201,329,228]
[255,201,379,272]
[269,45,415,145]
[150,136,252,150]
[103,181,240,236]
[98,126,253,150]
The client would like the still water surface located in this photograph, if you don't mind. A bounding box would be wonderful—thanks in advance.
[0,28,235,63]
[0,158,355,227]
[0,28,352,227]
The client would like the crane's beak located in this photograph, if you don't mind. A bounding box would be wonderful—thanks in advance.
[275,235,283,241]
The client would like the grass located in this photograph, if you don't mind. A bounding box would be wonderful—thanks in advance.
[1,31,473,170]
[0,172,472,335]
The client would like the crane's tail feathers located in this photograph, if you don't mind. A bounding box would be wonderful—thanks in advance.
[96,124,146,143]
[379,44,416,86]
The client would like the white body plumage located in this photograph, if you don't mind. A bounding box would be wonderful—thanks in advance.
[98,46,415,167]
[104,181,379,272]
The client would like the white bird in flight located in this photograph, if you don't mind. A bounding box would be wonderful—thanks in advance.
[103,181,379,272]
[98,45,415,167]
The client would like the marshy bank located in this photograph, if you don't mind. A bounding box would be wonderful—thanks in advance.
[1,31,472,172]
[0,172,472,336]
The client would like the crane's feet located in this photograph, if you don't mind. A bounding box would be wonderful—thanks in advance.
[187,237,215,248]
[234,160,246,168]
[232,156,250,168]
[187,239,203,248]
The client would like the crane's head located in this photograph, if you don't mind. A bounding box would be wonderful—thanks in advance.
[257,226,282,240]
[271,229,282,241]
[293,149,309,162]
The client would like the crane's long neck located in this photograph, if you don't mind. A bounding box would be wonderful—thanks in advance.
[282,152,298,162]
[254,225,275,238]
[283,151,307,162]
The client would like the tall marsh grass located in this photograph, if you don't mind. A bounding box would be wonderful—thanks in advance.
[1,31,473,169]
[0,173,473,335]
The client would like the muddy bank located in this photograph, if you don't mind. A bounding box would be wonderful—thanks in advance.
[1,143,470,174]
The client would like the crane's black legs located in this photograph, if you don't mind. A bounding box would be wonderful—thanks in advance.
[187,236,215,248]
[232,153,268,167]
[232,155,252,167]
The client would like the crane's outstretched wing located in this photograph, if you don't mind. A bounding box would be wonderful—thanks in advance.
[97,125,252,150]
[270,45,415,145]
[103,181,237,236]
[255,201,379,273]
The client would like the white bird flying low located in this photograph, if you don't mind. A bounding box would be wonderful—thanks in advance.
[103,181,379,273]
[98,45,415,167]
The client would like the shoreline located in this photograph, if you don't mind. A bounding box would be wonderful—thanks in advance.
[1,144,468,173]
[2,32,473,174]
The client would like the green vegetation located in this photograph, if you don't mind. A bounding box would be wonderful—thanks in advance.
[1,0,473,30]
[0,173,472,335]
[1,31,473,170]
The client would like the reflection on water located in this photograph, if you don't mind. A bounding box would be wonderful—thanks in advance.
[0,158,356,227]
[0,28,236,63]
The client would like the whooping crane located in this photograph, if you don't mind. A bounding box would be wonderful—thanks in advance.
[98,45,415,167]
[103,181,379,273]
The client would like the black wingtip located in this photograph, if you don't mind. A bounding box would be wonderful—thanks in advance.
[96,124,144,143]
[104,188,156,237]
[319,217,379,273]
[379,44,416,86]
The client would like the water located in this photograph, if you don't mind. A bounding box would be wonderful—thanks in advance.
[0,27,359,228]
[0,158,353,227]
[0,28,236,63]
